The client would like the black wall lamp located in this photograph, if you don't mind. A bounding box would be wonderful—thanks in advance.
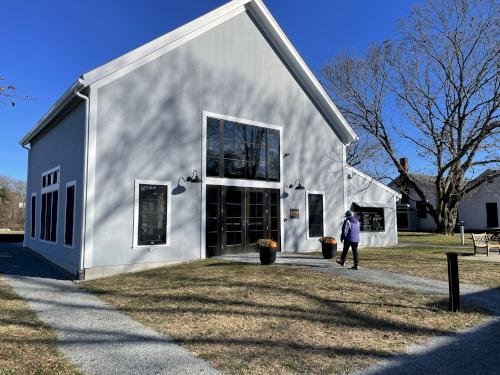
[186,169,202,183]
[289,178,305,190]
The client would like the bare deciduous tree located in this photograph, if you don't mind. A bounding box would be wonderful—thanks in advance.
[322,0,499,234]
[0,76,33,106]
[0,176,26,230]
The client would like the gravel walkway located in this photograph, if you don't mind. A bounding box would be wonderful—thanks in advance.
[218,252,500,375]
[0,243,220,375]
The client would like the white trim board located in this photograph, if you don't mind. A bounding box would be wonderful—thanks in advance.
[305,190,326,240]
[132,179,172,249]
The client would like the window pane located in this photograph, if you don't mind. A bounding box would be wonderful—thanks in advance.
[224,159,247,178]
[308,194,324,237]
[268,129,279,147]
[40,194,46,240]
[50,191,58,242]
[207,157,220,176]
[138,184,168,246]
[268,146,280,181]
[45,192,52,240]
[247,162,266,180]
[48,174,52,186]
[207,118,220,159]
[53,171,58,184]
[42,176,47,188]
[31,195,36,238]
[65,185,75,246]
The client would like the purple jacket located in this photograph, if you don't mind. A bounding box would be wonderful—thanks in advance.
[341,216,360,243]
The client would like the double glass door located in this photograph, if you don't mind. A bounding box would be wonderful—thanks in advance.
[206,185,280,257]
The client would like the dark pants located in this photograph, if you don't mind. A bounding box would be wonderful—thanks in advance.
[340,241,359,266]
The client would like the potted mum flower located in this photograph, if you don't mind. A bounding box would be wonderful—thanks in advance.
[319,237,337,259]
[255,239,278,265]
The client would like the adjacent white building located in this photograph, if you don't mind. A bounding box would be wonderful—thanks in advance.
[459,170,499,231]
[20,0,400,279]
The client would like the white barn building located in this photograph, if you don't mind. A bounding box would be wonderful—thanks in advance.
[20,0,400,279]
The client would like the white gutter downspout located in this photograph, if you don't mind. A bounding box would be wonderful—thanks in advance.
[21,143,30,248]
[75,78,89,280]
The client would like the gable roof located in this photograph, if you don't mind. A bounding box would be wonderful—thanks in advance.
[346,166,402,198]
[20,0,357,146]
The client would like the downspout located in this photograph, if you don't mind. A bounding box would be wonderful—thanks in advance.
[75,79,89,280]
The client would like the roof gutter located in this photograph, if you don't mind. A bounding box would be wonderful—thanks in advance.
[19,79,85,146]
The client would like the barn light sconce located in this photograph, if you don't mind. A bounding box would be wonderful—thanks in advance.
[347,173,353,179]
[172,177,187,195]
[186,170,202,183]
[289,179,305,190]
[284,153,291,158]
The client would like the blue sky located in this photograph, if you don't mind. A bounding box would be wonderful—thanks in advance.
[1,0,417,180]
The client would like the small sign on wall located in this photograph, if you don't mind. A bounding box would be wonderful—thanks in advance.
[289,209,300,219]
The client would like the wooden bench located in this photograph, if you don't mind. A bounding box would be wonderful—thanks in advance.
[471,233,500,256]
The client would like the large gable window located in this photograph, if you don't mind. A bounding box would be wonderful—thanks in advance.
[133,180,171,247]
[206,117,280,182]
[40,167,60,243]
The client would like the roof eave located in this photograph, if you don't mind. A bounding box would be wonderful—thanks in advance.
[346,165,402,198]
[247,0,358,144]
[19,79,85,147]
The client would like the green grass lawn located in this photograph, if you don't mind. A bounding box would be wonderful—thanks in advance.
[398,231,473,246]
[0,278,81,375]
[356,246,499,288]
[82,260,490,375]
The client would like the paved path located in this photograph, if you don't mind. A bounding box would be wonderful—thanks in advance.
[0,243,220,375]
[218,252,500,375]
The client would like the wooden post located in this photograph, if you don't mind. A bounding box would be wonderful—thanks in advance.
[446,252,460,312]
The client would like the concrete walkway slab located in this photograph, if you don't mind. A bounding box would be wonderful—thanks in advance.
[0,244,220,375]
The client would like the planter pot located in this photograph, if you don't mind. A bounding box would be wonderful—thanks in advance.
[321,242,337,259]
[259,248,277,265]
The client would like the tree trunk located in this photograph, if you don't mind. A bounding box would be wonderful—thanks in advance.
[435,204,459,235]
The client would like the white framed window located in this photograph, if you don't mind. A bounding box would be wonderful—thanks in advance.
[30,193,37,239]
[305,191,325,239]
[40,166,60,244]
[64,181,76,248]
[133,179,172,248]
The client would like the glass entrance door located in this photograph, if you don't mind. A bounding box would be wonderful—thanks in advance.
[222,186,246,254]
[206,185,280,256]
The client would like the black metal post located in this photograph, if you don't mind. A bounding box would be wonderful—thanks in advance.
[446,252,460,312]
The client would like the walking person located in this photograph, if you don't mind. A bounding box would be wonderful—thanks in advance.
[337,210,360,270]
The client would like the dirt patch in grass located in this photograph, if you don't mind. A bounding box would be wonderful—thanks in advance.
[82,260,489,375]
[398,231,472,246]
[0,278,81,375]
[357,246,500,288]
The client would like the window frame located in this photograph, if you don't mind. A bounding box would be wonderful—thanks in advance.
[40,166,60,245]
[64,181,77,248]
[30,193,37,239]
[305,191,325,239]
[133,179,172,249]
[202,112,283,188]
